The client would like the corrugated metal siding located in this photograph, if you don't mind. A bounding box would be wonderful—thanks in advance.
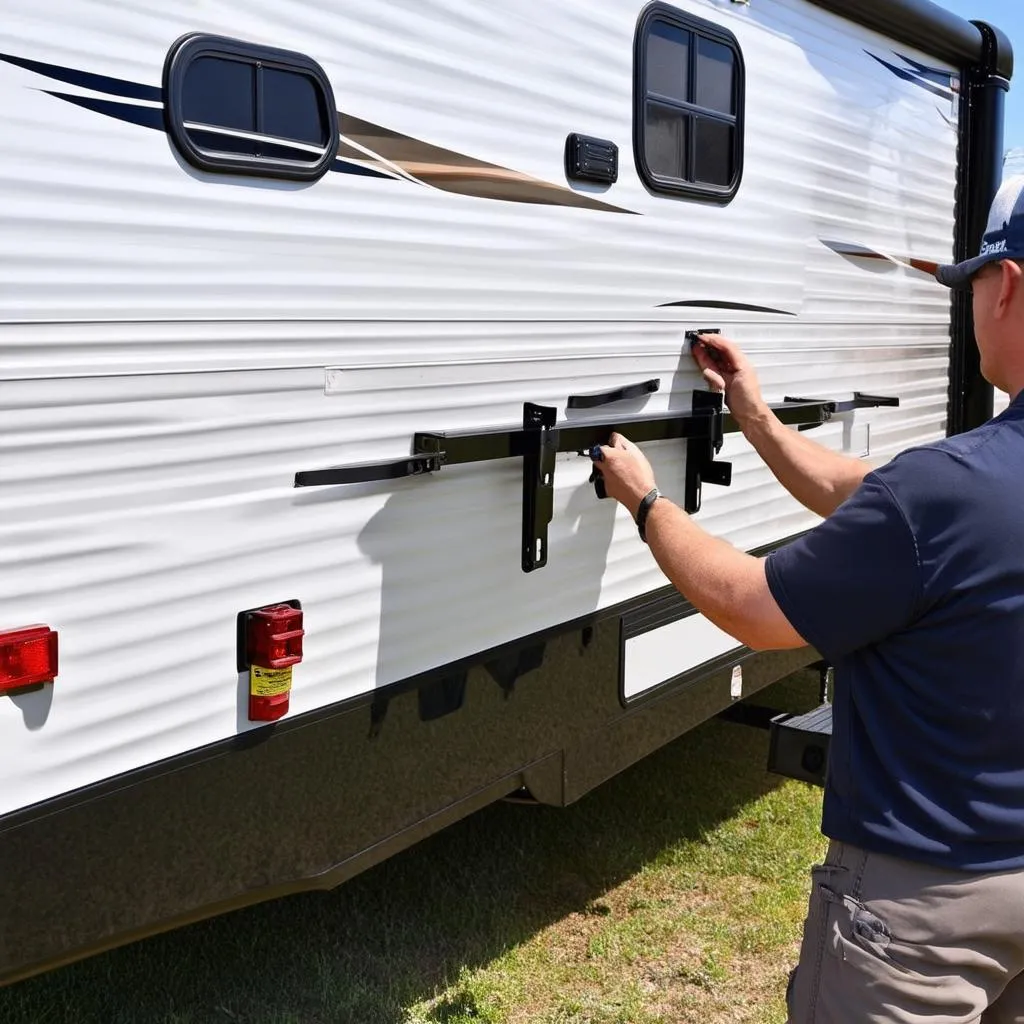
[0,0,960,814]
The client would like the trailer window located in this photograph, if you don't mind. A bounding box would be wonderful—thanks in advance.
[634,5,743,202]
[164,34,338,181]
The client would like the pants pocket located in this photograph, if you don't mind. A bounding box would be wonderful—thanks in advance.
[819,884,913,976]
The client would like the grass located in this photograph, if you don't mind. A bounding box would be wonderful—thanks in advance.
[0,673,826,1024]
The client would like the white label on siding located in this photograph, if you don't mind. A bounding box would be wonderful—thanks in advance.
[730,665,743,699]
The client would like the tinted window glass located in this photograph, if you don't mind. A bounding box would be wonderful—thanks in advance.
[693,117,733,185]
[645,103,687,179]
[258,138,327,161]
[182,56,256,131]
[646,21,689,101]
[187,128,257,156]
[262,67,329,146]
[635,6,742,200]
[695,37,734,114]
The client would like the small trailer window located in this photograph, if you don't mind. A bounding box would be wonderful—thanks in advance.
[164,34,339,181]
[634,4,744,202]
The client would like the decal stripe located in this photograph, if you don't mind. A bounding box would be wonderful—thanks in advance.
[866,52,954,101]
[894,52,959,88]
[329,159,396,180]
[338,112,636,214]
[821,239,939,276]
[4,50,631,211]
[0,52,162,102]
[44,95,392,179]
[45,91,165,131]
[657,300,796,316]
[336,137,421,184]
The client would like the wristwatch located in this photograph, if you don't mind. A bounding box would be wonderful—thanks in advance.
[635,488,662,543]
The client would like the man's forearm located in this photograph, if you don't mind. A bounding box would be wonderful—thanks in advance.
[641,497,806,651]
[741,404,869,517]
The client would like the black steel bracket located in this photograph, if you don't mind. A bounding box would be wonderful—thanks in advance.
[783,392,900,418]
[783,392,900,431]
[522,402,559,572]
[685,390,732,514]
[294,387,880,572]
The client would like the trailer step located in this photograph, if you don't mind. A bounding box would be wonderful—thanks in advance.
[767,703,832,787]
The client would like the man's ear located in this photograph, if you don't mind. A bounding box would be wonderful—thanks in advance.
[996,260,1024,317]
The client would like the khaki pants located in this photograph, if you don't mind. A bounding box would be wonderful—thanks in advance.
[787,840,1024,1023]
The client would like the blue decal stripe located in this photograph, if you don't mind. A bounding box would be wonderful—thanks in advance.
[894,52,957,87]
[867,52,954,101]
[45,91,165,131]
[0,52,162,102]
[48,91,397,180]
[330,158,396,180]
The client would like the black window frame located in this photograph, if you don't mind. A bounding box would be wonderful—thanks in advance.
[163,33,339,182]
[633,3,745,203]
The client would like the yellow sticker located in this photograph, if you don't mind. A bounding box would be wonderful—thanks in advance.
[250,665,293,698]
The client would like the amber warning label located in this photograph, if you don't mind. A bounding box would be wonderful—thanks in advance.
[250,665,293,698]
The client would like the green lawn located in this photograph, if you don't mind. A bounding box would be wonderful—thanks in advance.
[0,674,826,1024]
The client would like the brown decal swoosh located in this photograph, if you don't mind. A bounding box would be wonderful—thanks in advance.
[339,112,636,214]
[822,239,939,277]
[658,299,796,315]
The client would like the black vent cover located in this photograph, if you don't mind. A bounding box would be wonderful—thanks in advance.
[565,133,618,185]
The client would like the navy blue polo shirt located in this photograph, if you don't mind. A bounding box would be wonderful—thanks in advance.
[766,392,1024,871]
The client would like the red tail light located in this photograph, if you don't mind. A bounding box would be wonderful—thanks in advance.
[0,626,58,693]
[246,605,304,670]
[240,603,304,722]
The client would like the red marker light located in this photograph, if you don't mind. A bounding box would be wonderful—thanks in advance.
[0,626,58,693]
[242,604,303,722]
[246,605,304,670]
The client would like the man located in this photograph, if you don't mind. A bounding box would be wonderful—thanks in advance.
[592,174,1024,1023]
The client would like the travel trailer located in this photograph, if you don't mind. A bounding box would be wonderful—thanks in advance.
[0,0,1012,983]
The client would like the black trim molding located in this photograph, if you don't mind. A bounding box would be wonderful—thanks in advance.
[162,33,340,182]
[807,0,1013,79]
[948,20,1012,435]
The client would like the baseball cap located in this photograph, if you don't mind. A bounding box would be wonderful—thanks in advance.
[936,174,1024,290]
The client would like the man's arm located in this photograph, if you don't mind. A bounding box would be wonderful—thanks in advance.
[642,496,806,651]
[595,435,806,651]
[737,402,870,519]
[693,334,869,518]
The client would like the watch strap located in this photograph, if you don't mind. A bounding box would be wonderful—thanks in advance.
[636,487,662,543]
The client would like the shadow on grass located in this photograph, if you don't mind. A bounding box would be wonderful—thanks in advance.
[0,674,821,1024]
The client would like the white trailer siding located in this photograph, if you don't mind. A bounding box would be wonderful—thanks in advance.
[1,0,960,815]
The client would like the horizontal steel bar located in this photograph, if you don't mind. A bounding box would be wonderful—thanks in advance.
[295,399,835,488]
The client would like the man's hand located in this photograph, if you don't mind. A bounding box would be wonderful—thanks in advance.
[691,333,767,426]
[593,433,656,519]
[591,432,807,653]
[693,331,870,517]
